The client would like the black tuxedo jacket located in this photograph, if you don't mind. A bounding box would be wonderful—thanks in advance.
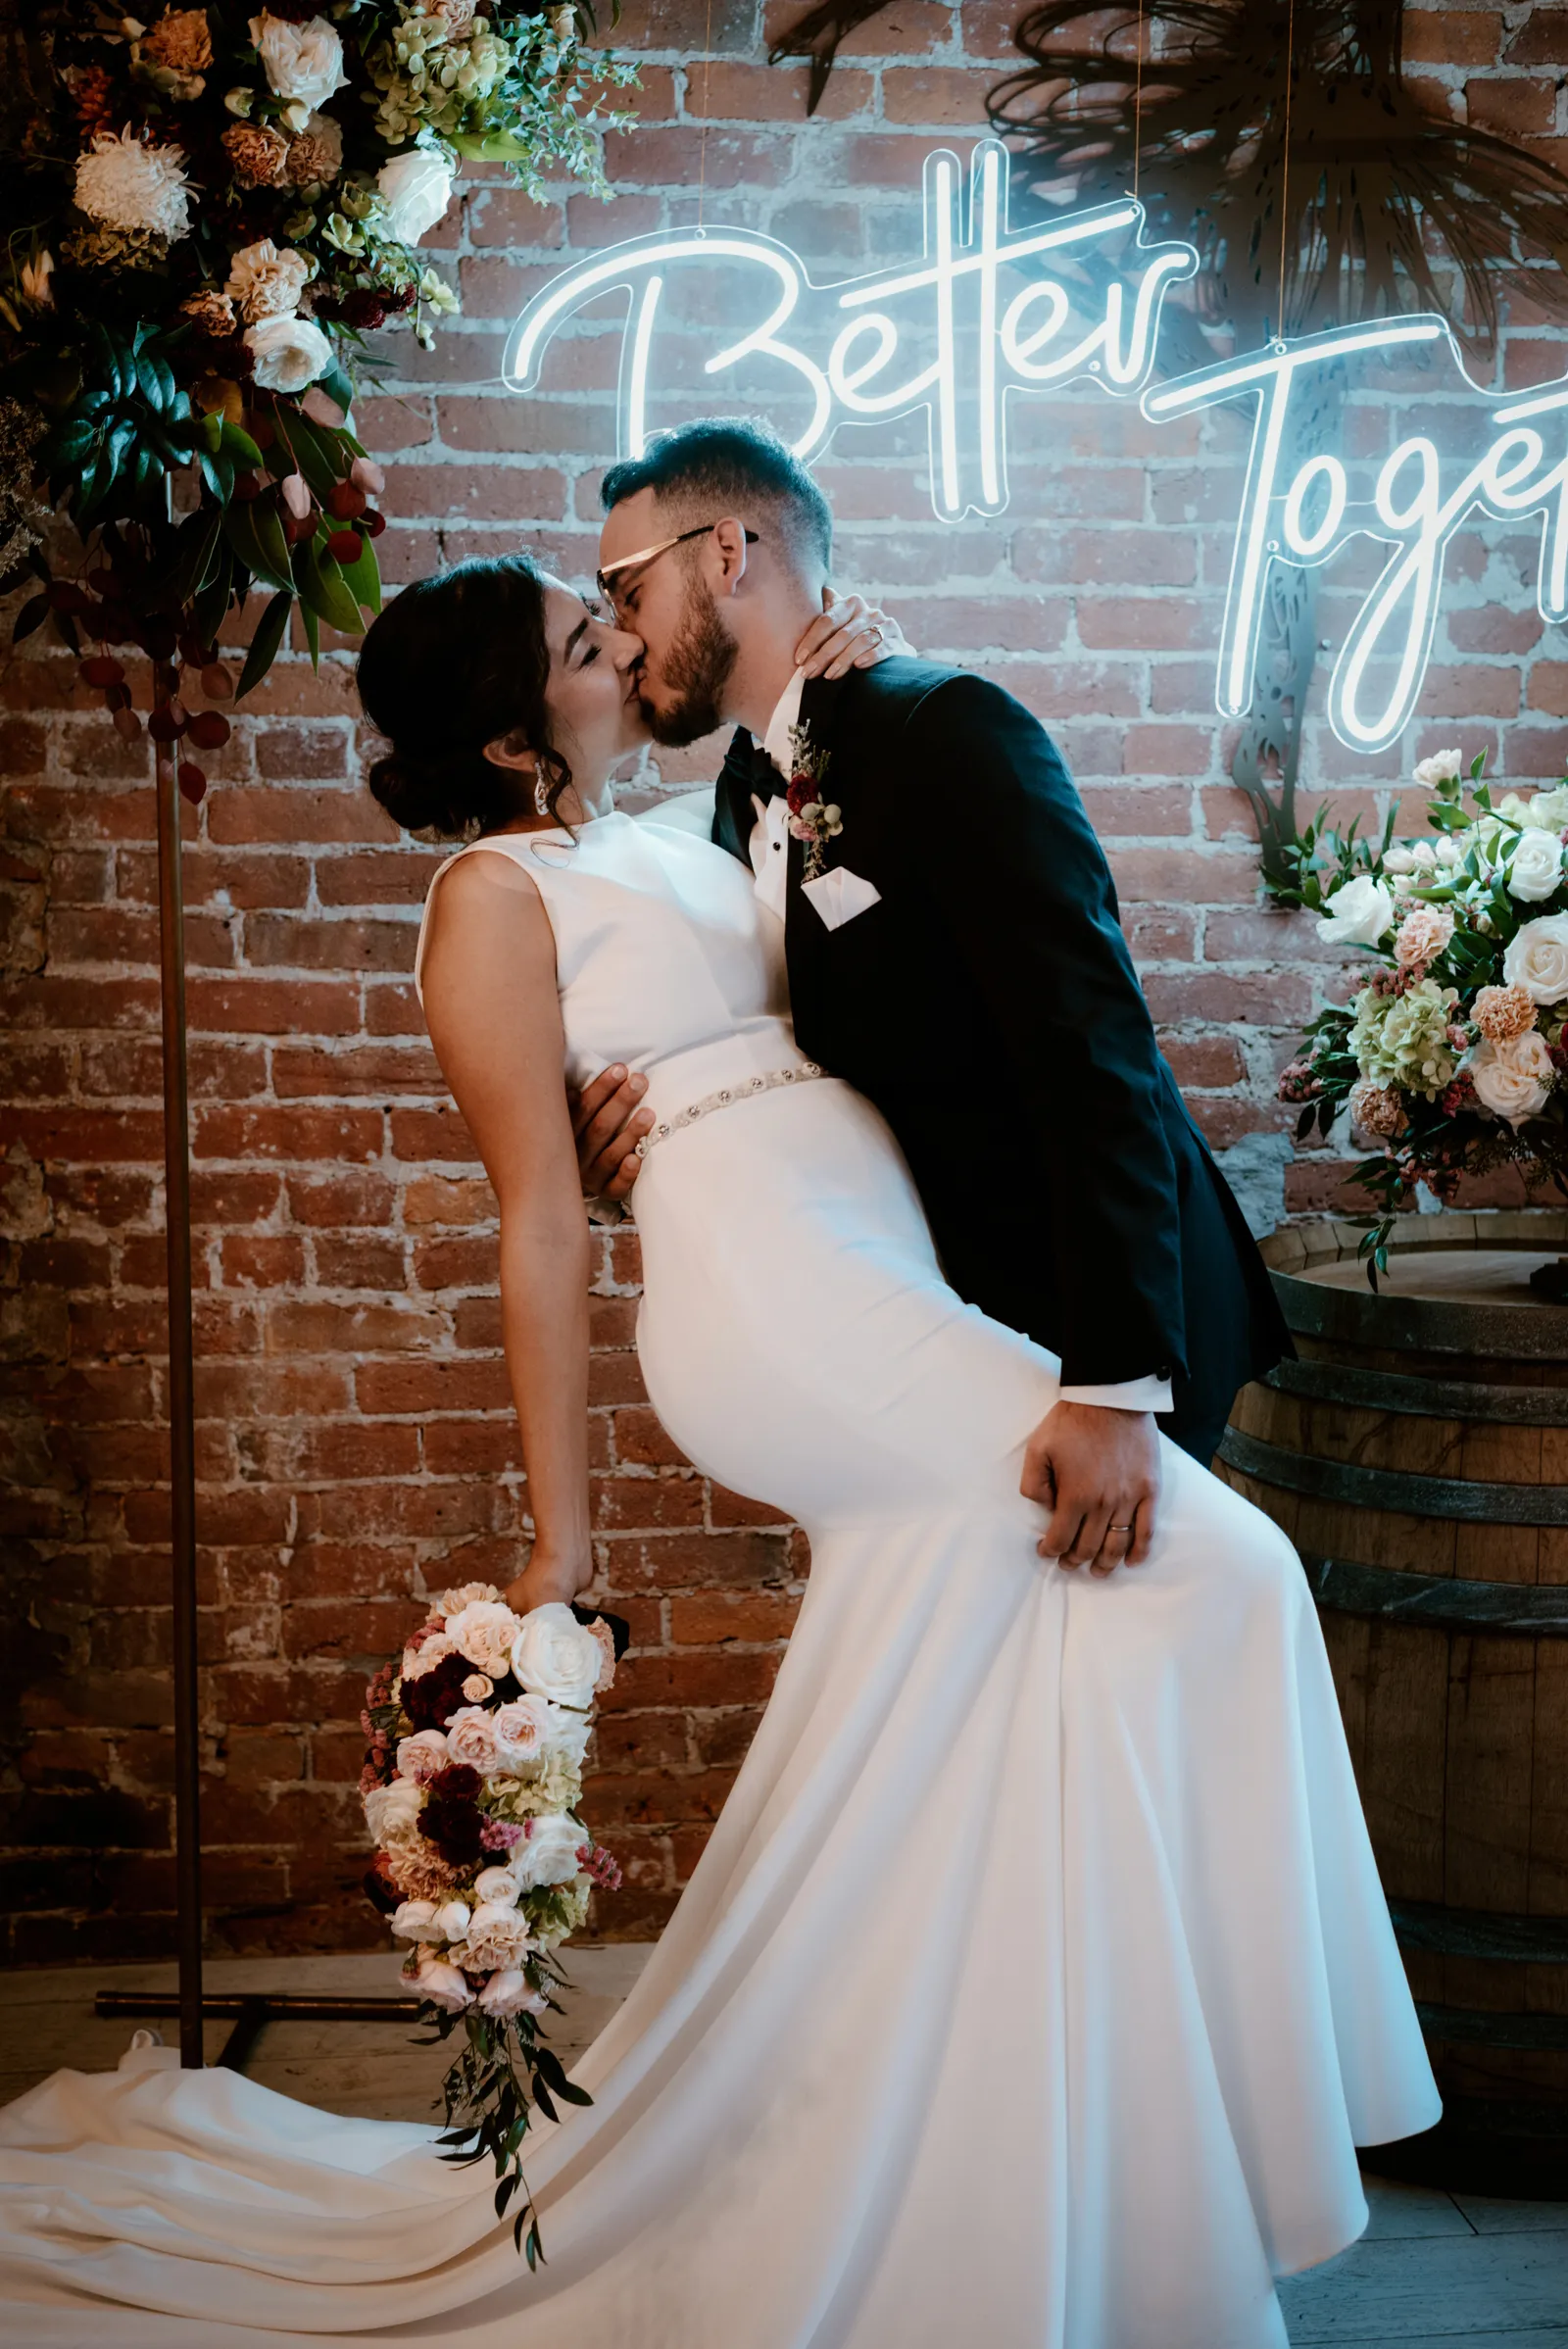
[711,660,1289,1461]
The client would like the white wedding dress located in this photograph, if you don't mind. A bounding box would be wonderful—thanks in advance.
[0,807,1439,2349]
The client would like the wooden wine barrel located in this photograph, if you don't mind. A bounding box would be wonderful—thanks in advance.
[1217,1210,1568,2196]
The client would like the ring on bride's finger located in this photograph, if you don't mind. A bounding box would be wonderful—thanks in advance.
[1108,1523,1134,1535]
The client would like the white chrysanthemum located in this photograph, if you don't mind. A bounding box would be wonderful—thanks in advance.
[74,128,192,241]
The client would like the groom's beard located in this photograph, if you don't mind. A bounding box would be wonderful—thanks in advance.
[642,580,738,746]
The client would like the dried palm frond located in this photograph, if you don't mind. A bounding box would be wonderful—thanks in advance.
[767,1,906,116]
[988,0,1568,354]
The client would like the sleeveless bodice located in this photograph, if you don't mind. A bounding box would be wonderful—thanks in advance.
[415,809,809,1124]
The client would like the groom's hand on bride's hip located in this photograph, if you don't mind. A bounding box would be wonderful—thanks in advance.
[1024,1402,1161,1575]
[568,1064,651,1204]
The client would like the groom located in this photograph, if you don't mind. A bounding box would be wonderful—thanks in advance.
[579,419,1290,1575]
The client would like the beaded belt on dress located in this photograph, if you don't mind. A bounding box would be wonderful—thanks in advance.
[634,1062,826,1157]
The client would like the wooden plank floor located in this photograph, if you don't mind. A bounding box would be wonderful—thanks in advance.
[3,1953,1566,2340]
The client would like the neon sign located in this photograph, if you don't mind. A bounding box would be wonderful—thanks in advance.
[507,139,1568,757]
[1146,322,1568,753]
[505,139,1198,523]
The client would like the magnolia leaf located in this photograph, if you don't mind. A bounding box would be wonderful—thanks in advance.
[220,420,265,470]
[12,592,49,643]
[135,345,177,413]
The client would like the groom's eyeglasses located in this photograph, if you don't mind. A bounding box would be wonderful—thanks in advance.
[596,523,760,618]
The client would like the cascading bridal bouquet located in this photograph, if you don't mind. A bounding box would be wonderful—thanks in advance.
[1273,748,1568,1285]
[361,1583,626,2263]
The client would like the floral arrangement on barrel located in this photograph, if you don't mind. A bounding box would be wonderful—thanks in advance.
[362,1580,627,2263]
[1275,749,1568,1285]
[0,2,633,799]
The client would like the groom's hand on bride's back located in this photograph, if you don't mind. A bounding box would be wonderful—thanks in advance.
[1024,1401,1161,1576]
[569,1064,652,1206]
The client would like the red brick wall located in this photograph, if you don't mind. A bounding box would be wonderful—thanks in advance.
[4,0,1566,1960]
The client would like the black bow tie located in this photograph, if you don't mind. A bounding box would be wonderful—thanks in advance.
[749,736,786,800]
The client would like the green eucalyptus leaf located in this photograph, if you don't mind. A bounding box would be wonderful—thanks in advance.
[223,499,293,594]
[336,524,381,616]
[235,588,295,701]
[295,536,364,635]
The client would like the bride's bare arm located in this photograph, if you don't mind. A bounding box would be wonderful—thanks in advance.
[419,852,593,1614]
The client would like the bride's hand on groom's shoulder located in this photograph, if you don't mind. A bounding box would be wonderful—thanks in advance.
[794,589,910,681]
[1023,1401,1162,1577]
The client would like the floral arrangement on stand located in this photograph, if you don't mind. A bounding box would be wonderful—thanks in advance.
[0,3,634,797]
[362,1583,626,2264]
[1274,749,1568,1283]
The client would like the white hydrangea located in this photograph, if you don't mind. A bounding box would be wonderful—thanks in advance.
[74,128,193,241]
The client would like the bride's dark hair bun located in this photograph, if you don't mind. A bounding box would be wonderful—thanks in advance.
[356,553,569,840]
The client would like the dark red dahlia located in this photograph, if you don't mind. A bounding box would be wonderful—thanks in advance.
[401,1650,472,1734]
[419,1763,485,1869]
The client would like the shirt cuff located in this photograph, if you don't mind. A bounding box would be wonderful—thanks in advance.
[1057,1377,1174,1414]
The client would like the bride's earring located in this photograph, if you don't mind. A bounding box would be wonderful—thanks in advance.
[534,772,554,819]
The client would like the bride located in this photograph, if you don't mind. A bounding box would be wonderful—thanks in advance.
[0,553,1439,2349]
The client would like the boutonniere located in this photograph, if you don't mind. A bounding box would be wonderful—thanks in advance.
[784,720,842,882]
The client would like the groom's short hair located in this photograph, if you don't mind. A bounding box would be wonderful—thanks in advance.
[602,418,833,577]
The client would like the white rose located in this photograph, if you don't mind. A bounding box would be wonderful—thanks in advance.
[244,312,332,392]
[1382,846,1416,874]
[511,1603,602,1710]
[512,1811,586,1892]
[473,1865,519,1907]
[1506,827,1567,903]
[364,1778,423,1849]
[437,1581,501,1616]
[376,150,455,245]
[405,1949,472,2012]
[1468,1030,1556,1126]
[461,1904,535,1972]
[1316,874,1394,949]
[430,1897,471,1943]
[389,1898,438,1942]
[491,1693,553,1771]
[1434,837,1459,868]
[1502,910,1568,1005]
[444,1600,522,1678]
[444,1705,502,1777]
[249,12,349,107]
[477,1968,550,2020]
[395,1729,450,1782]
[462,1673,494,1703]
[1524,784,1568,831]
[1413,748,1463,789]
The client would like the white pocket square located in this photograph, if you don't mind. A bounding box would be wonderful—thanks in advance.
[801,865,882,932]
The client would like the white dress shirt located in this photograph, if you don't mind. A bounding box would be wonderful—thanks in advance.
[744,672,1171,1419]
